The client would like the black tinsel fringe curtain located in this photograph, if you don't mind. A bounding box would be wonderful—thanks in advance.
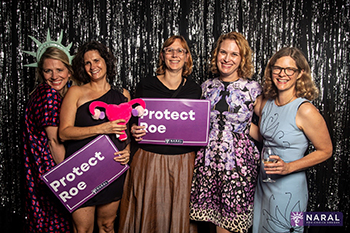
[1,0,349,232]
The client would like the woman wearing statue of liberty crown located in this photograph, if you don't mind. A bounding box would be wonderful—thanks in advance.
[23,30,79,232]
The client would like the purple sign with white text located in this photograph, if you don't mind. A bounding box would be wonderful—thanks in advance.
[138,98,210,146]
[42,135,129,212]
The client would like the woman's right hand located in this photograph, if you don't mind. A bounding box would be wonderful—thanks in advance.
[100,119,127,135]
[130,124,146,141]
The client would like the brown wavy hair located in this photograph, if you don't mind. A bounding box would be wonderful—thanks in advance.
[263,47,319,100]
[210,31,254,79]
[72,41,117,84]
[156,35,193,77]
[36,47,76,96]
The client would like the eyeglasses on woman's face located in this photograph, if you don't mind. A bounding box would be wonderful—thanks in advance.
[163,47,187,56]
[271,66,300,76]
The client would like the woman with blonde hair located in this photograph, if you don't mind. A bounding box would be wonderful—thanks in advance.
[23,46,78,232]
[190,31,262,233]
[253,47,332,233]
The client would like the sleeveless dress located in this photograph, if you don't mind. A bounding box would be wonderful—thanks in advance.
[65,89,128,207]
[253,98,309,233]
[190,78,262,232]
[23,83,72,232]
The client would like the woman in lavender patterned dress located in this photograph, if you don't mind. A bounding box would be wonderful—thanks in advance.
[190,32,262,233]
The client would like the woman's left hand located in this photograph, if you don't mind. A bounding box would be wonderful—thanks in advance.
[113,148,130,165]
[264,155,291,175]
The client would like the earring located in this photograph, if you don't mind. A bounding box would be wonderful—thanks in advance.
[67,79,72,88]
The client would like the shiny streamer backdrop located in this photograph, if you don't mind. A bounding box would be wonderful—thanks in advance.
[1,0,349,232]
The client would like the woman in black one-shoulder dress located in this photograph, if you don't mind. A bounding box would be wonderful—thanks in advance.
[59,41,131,233]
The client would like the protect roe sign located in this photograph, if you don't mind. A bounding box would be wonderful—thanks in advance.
[138,98,210,146]
[42,135,129,212]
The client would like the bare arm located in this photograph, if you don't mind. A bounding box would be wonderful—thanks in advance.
[249,123,261,142]
[266,102,333,175]
[45,126,65,164]
[249,95,264,142]
[253,95,263,117]
[59,86,127,141]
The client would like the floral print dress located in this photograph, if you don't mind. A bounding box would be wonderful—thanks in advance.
[190,78,262,232]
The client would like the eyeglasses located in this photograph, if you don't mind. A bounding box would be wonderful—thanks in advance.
[271,66,300,76]
[163,48,187,56]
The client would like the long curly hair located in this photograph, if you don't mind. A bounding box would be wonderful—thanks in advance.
[156,35,193,77]
[72,41,117,84]
[36,47,76,96]
[263,47,319,100]
[210,31,254,79]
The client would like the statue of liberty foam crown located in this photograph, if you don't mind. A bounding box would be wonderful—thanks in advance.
[24,29,74,67]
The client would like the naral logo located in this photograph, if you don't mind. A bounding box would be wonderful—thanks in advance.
[291,212,304,226]
[291,212,343,227]
[165,139,184,144]
[91,181,109,194]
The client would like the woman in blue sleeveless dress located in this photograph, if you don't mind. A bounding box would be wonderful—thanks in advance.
[252,47,333,233]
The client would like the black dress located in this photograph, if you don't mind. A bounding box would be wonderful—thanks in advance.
[65,89,129,207]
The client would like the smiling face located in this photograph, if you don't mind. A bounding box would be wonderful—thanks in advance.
[42,58,71,95]
[162,38,189,73]
[83,50,107,81]
[216,39,242,82]
[272,56,303,94]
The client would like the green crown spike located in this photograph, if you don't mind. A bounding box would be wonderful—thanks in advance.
[24,29,74,67]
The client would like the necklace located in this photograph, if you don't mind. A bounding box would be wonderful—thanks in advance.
[275,95,295,106]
